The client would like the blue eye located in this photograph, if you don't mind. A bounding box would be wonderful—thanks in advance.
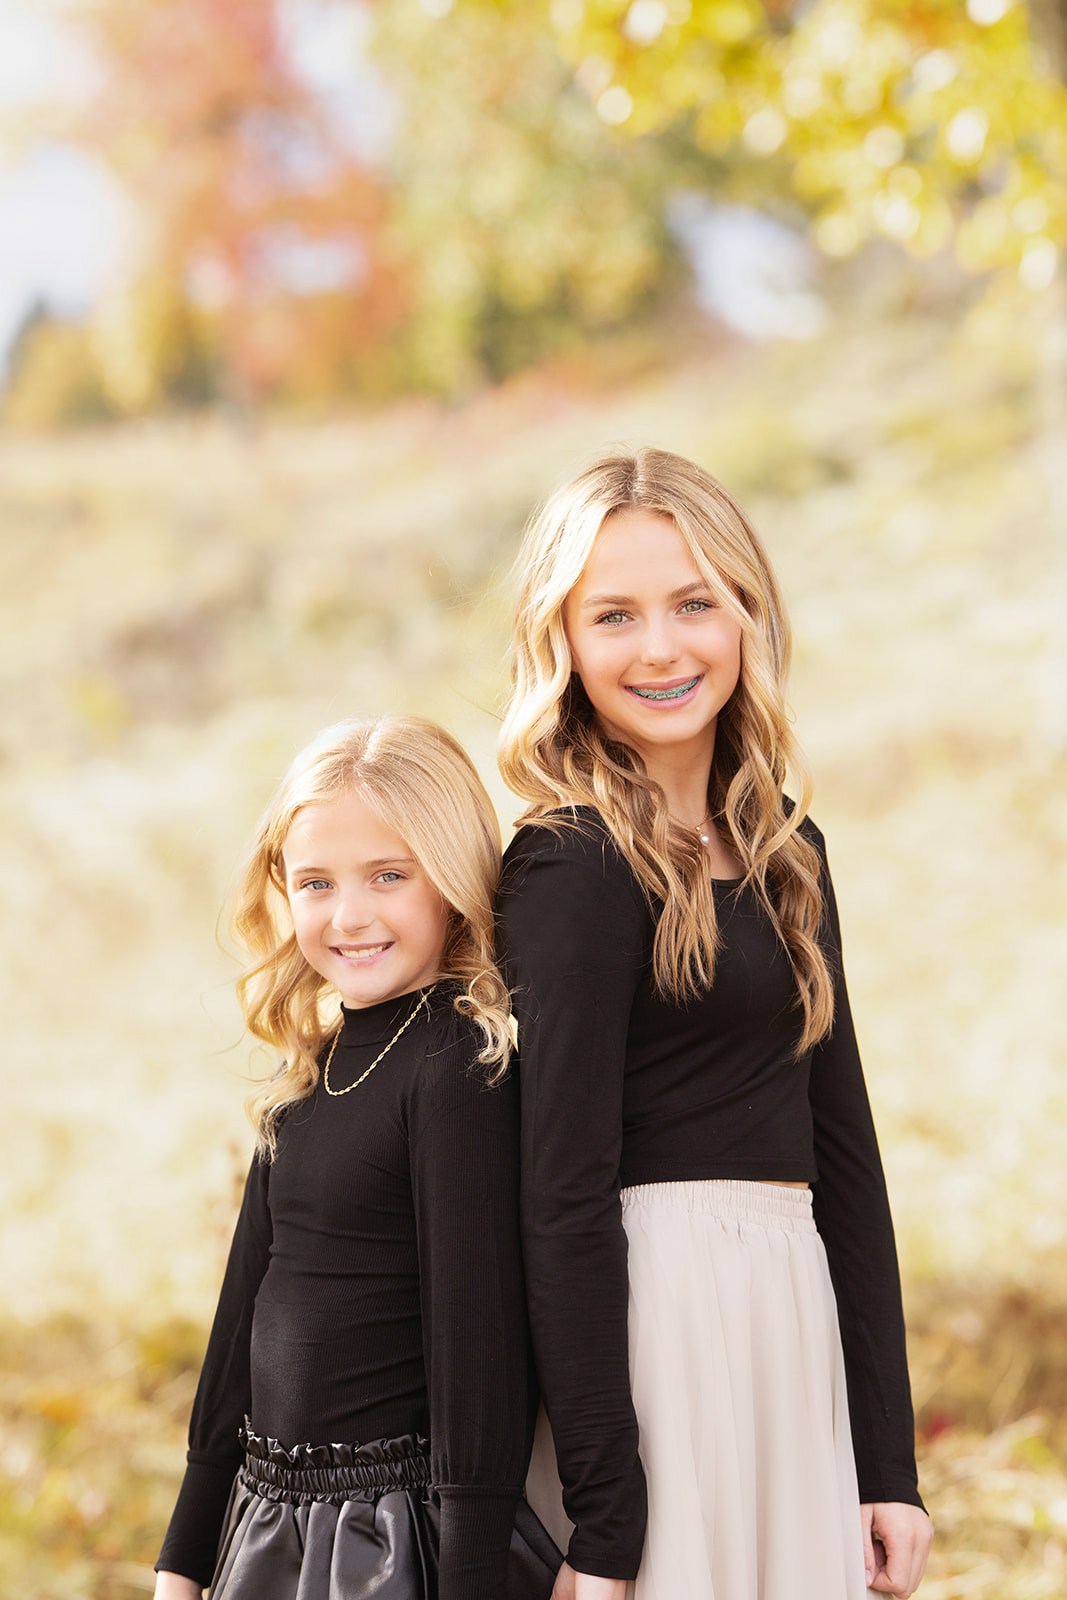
[376,870,404,884]
[302,878,331,892]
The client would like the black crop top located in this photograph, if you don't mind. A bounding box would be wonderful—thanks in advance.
[496,809,921,1580]
[156,989,536,1599]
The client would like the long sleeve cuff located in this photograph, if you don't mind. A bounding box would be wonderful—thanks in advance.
[566,1532,644,1581]
[155,1455,239,1587]
[438,1486,524,1600]
[856,1466,925,1511]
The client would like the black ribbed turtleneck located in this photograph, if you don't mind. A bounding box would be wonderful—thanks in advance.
[156,988,535,1599]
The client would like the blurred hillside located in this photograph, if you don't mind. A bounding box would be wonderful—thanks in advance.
[2,277,1067,1595]
[3,272,1065,1312]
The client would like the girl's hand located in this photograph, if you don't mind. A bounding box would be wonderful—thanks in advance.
[861,1502,933,1597]
[153,1573,203,1600]
[550,1562,628,1600]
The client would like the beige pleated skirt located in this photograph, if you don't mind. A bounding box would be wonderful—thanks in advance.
[526,1179,874,1600]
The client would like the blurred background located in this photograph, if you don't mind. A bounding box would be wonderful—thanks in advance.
[1,0,1065,1594]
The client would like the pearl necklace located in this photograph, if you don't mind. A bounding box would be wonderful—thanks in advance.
[698,809,712,845]
[323,984,437,1096]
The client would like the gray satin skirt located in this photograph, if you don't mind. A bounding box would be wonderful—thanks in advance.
[209,1424,561,1600]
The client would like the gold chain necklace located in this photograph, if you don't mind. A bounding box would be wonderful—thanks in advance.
[322,984,437,1097]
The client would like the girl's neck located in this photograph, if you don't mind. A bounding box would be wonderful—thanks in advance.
[631,732,742,876]
[637,741,715,834]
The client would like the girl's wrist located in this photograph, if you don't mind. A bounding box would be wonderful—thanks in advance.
[574,1575,627,1600]
[153,1571,204,1599]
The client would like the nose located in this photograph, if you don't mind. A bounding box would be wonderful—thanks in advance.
[639,614,681,668]
[332,892,373,936]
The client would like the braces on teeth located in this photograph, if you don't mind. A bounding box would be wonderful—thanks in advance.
[629,677,699,702]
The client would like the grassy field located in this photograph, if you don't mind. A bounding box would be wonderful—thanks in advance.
[1,279,1065,1596]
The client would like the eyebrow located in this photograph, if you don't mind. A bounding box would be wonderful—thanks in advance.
[578,580,712,610]
[285,856,417,875]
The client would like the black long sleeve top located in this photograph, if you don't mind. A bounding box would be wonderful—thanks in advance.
[496,808,921,1581]
[156,987,536,1598]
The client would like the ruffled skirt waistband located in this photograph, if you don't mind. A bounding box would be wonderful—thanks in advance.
[238,1420,431,1504]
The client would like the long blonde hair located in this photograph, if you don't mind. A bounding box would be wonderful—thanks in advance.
[236,715,512,1154]
[498,446,834,1051]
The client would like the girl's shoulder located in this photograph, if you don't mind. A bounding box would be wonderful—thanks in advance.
[502,804,631,878]
[411,984,516,1112]
[497,808,650,953]
[784,796,829,858]
[797,815,831,878]
[419,980,479,1044]
[418,983,500,1068]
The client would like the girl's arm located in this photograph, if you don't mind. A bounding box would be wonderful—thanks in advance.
[154,1154,273,1588]
[409,1017,535,1600]
[496,821,649,1583]
[804,823,929,1581]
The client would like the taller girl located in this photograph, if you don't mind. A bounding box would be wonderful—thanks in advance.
[496,448,932,1600]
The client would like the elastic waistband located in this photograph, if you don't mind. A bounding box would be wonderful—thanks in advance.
[239,1421,432,1504]
[620,1177,815,1232]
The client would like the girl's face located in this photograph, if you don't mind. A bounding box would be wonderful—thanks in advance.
[282,793,450,1009]
[562,509,743,771]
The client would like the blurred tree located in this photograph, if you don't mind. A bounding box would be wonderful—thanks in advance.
[494,0,1067,283]
[2,306,115,428]
[1030,0,1067,79]
[69,0,404,409]
[11,0,1067,415]
[371,0,686,389]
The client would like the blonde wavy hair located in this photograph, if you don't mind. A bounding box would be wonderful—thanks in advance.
[498,446,834,1051]
[236,715,513,1155]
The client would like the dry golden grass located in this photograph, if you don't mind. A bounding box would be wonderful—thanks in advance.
[1,277,1064,1593]
[4,1292,1067,1599]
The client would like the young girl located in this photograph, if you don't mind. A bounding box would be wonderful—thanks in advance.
[153,714,559,1600]
[496,448,933,1600]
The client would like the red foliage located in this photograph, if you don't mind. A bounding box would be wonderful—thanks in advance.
[74,0,405,401]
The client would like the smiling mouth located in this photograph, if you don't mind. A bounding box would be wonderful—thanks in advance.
[334,943,392,963]
[626,676,701,702]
